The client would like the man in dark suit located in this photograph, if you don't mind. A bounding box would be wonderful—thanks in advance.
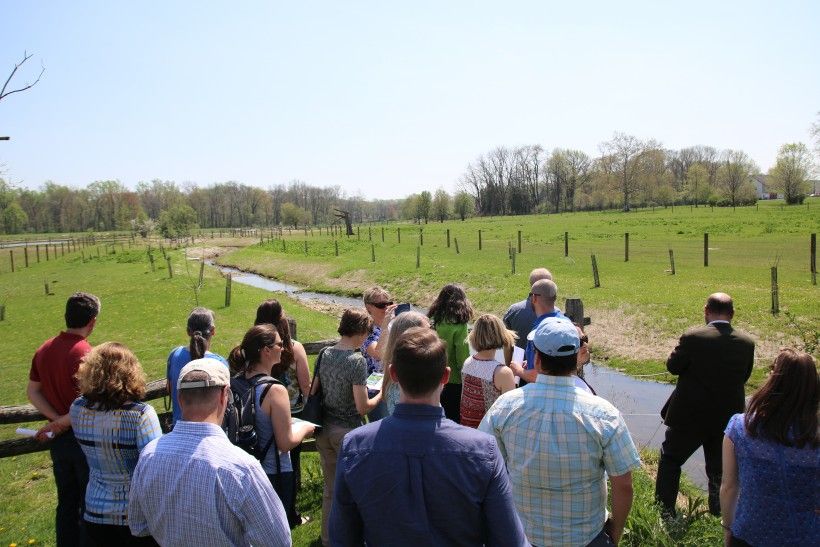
[654,293,754,517]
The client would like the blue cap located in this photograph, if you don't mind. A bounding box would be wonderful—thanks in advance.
[527,316,580,356]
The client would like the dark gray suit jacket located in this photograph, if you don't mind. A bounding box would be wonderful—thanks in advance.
[661,322,755,433]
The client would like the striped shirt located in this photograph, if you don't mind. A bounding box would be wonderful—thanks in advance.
[479,374,641,547]
[128,421,290,547]
[69,397,161,525]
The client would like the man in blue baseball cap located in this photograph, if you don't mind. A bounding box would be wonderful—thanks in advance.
[480,316,641,547]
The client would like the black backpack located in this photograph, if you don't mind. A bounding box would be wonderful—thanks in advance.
[223,373,283,470]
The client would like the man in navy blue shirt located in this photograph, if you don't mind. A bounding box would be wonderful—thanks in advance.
[510,278,563,385]
[329,327,527,547]
[503,267,553,349]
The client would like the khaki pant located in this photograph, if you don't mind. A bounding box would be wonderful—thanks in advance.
[316,423,352,546]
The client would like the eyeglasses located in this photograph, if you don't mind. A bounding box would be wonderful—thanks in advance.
[370,301,393,309]
[268,341,284,349]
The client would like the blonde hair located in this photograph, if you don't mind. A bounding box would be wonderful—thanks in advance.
[469,314,517,352]
[75,342,147,410]
[363,286,391,305]
[380,311,431,400]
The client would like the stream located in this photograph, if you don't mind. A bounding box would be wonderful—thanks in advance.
[211,261,708,489]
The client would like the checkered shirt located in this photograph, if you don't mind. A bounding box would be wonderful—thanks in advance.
[479,374,641,547]
[69,398,162,525]
[128,421,290,547]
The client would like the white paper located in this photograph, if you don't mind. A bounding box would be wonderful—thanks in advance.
[494,346,524,365]
[291,417,322,429]
[16,427,53,439]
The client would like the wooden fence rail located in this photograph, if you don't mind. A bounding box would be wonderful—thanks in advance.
[0,338,337,458]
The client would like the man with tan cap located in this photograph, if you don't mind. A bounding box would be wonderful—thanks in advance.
[128,359,290,546]
[655,293,754,518]
[510,278,563,385]
[503,268,553,349]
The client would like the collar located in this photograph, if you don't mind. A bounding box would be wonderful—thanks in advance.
[708,320,731,325]
[59,331,87,341]
[392,403,445,419]
[535,374,575,387]
[535,309,561,322]
[171,420,228,438]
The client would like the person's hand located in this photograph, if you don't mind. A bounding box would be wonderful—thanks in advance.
[35,418,69,442]
[381,304,398,328]
[509,360,525,378]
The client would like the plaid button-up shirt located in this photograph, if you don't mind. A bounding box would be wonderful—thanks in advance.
[479,374,640,547]
[128,421,290,547]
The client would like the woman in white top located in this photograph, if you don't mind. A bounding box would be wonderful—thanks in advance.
[460,314,517,428]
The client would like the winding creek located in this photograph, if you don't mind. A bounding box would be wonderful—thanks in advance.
[210,261,708,489]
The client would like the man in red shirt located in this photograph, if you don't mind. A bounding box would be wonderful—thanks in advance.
[28,292,100,547]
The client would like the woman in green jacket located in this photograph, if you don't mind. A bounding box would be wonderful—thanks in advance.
[428,284,474,423]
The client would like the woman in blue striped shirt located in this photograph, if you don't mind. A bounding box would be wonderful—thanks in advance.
[70,342,162,546]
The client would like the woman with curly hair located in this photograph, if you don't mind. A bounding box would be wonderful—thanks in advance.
[69,342,162,546]
[427,284,474,423]
[720,349,819,547]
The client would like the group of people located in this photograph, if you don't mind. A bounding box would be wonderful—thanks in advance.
[24,271,818,547]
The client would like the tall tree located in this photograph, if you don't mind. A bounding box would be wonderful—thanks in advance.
[716,150,757,208]
[453,191,474,221]
[431,189,451,222]
[768,142,814,204]
[598,133,653,211]
[685,163,710,207]
[416,191,432,223]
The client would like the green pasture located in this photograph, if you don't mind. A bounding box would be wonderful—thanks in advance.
[221,200,819,390]
[0,246,337,545]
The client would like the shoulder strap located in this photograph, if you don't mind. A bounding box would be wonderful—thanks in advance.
[307,347,327,395]
[253,375,284,470]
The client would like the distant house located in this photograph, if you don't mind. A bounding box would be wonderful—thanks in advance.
[753,175,780,200]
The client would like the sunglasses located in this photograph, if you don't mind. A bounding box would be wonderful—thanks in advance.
[268,341,284,349]
[370,301,393,309]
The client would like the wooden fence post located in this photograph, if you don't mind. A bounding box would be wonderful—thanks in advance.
[304,241,308,255]
[398,227,401,244]
[198,260,205,287]
[166,257,173,278]
[416,246,421,268]
[0,305,5,321]
[45,244,49,261]
[517,230,522,254]
[591,254,600,287]
[148,252,155,272]
[357,226,360,241]
[454,238,460,254]
[446,229,450,248]
[704,233,709,267]
[335,240,339,257]
[24,247,28,268]
[371,244,376,263]
[381,227,385,243]
[9,250,14,272]
[564,232,569,257]
[668,249,676,275]
[368,227,372,241]
[282,239,286,252]
[36,244,40,263]
[511,249,516,274]
[810,233,816,285]
[419,228,423,246]
[624,232,629,262]
[44,281,49,296]
[770,266,779,314]
[225,274,232,307]
[478,230,482,250]
[564,298,586,326]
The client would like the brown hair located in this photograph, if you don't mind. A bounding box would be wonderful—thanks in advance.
[745,349,818,449]
[393,327,447,396]
[363,287,391,306]
[228,324,285,376]
[427,284,473,326]
[255,299,295,368]
[338,308,373,337]
[187,307,215,360]
[75,342,146,410]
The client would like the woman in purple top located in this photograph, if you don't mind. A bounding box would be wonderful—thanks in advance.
[720,349,819,547]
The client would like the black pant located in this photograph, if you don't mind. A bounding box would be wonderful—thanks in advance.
[654,426,723,517]
[85,522,159,547]
[51,431,90,547]
[269,471,298,528]
[440,383,462,423]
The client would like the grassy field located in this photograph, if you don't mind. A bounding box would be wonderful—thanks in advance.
[220,200,820,391]
[3,201,813,545]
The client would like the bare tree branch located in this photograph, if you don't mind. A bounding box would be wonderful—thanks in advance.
[0,51,45,102]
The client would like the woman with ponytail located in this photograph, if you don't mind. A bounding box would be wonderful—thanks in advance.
[166,307,228,426]
[228,324,315,529]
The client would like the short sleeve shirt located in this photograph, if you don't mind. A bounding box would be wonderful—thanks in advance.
[318,347,368,428]
[29,332,92,416]
[361,326,383,374]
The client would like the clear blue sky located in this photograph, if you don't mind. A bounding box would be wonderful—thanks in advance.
[1,1,818,199]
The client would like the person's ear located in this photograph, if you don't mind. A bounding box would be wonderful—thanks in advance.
[441,366,451,386]
[389,363,399,382]
[210,326,216,337]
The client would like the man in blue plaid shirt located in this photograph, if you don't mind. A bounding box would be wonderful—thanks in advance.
[480,317,641,547]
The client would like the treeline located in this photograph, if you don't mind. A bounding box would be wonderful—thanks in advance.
[0,134,814,235]
[460,135,814,216]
